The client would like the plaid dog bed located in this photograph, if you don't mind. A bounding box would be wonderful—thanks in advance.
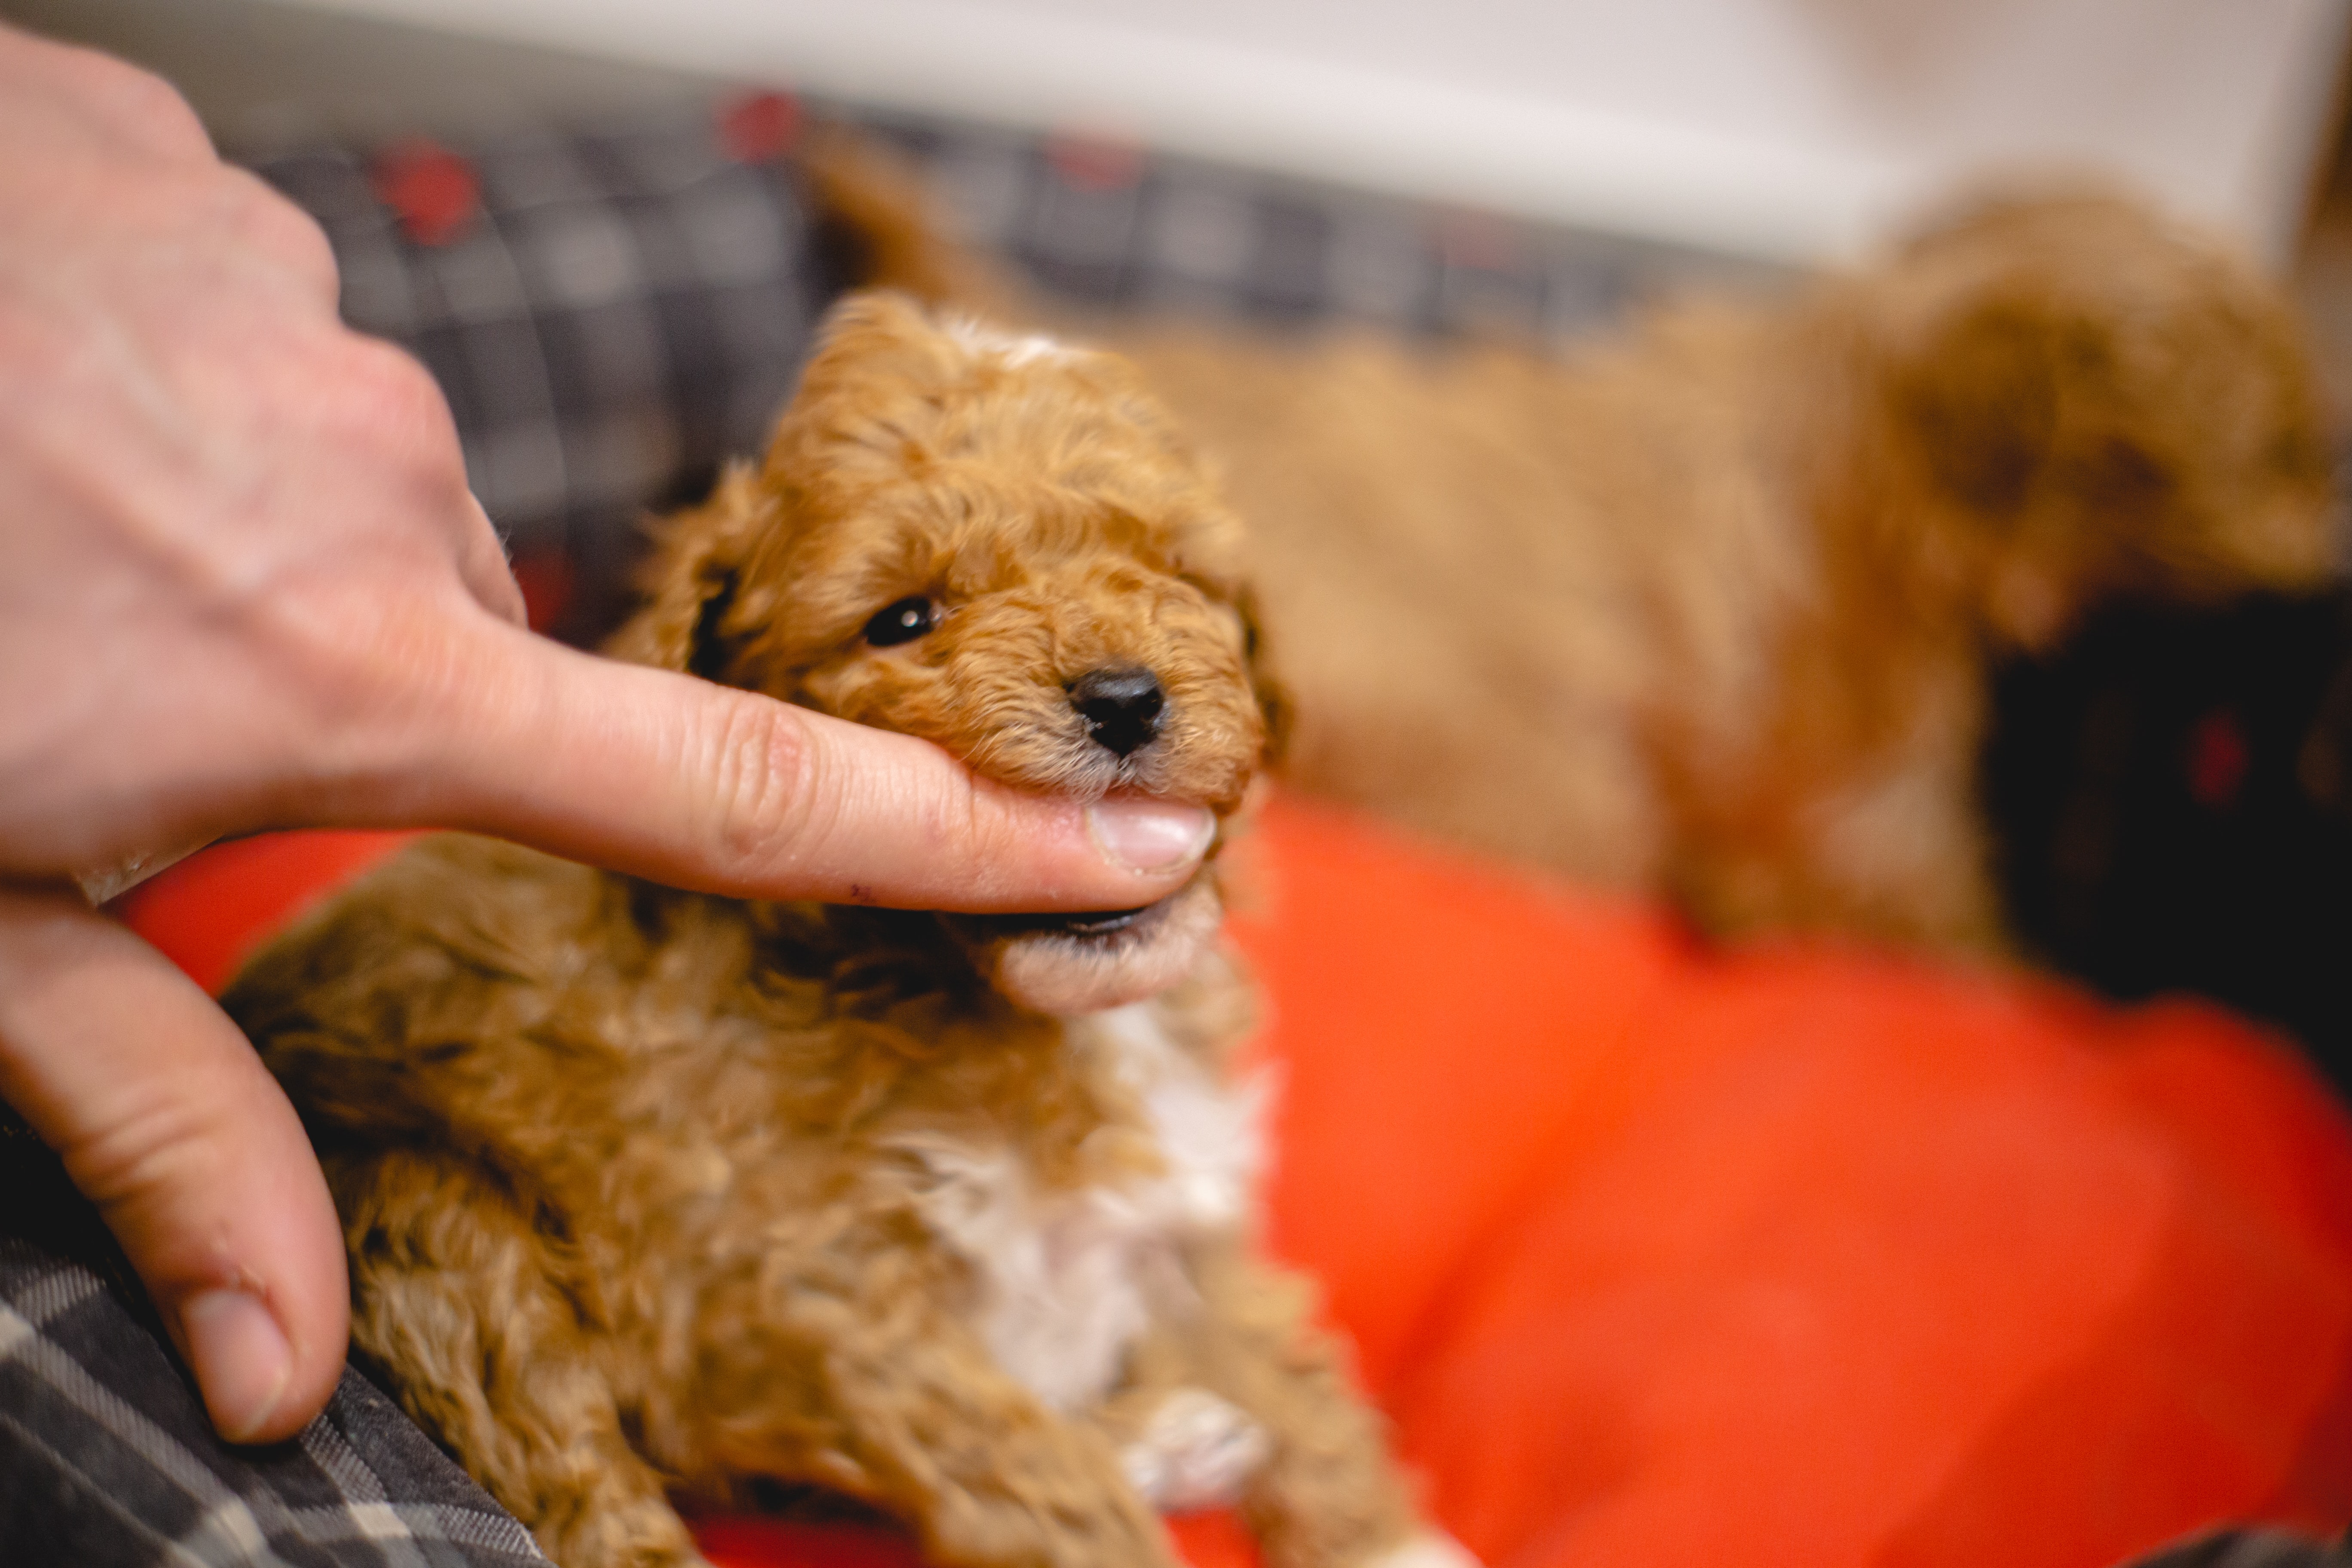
[0,1109,544,1566]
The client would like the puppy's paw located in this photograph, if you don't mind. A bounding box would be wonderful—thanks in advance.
[1366,1532,1483,1568]
[1119,1387,1270,1512]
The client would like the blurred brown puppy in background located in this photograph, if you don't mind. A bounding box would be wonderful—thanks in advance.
[1131,195,2337,948]
[822,147,2338,949]
[227,293,1448,1568]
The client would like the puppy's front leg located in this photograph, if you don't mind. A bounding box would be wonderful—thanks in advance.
[686,1243,1181,1568]
[337,1149,704,1568]
[1163,1242,1426,1568]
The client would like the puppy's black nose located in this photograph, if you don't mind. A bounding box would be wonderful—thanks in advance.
[1070,667,1166,757]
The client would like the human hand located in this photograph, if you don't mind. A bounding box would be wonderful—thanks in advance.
[0,25,1215,1447]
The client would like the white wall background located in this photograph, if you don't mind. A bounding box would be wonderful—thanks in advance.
[282,0,2352,262]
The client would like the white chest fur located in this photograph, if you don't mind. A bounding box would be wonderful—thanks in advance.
[891,1002,1266,1411]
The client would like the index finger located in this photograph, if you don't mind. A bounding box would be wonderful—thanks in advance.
[352,618,1217,911]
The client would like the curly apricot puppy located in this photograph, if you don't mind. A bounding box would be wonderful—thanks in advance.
[225,294,1443,1568]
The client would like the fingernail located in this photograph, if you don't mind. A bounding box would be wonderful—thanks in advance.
[1086,799,1215,873]
[180,1289,291,1444]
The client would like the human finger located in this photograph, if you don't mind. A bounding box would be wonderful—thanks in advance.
[369,620,1219,911]
[0,887,349,1444]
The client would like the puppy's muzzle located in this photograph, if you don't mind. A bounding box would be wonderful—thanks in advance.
[943,665,1240,1014]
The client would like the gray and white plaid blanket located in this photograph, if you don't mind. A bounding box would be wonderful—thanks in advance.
[0,1105,543,1566]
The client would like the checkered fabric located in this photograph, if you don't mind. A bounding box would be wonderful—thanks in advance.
[857,111,1764,337]
[232,97,1758,644]
[242,102,849,639]
[0,1113,545,1567]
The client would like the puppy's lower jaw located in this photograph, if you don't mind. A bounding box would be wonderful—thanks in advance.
[946,877,1223,1016]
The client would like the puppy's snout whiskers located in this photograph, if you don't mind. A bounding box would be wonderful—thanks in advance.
[1070,667,1167,757]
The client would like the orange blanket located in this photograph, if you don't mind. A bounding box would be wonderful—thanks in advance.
[120,796,2352,1568]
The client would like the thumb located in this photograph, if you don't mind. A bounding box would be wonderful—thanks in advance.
[0,885,348,1444]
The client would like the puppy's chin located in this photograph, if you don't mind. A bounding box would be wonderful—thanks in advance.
[943,878,1223,1017]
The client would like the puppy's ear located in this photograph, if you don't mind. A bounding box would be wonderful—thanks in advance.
[1890,290,2168,525]
[1867,192,2334,635]
[606,463,769,683]
[1877,205,2186,527]
[1877,283,2166,648]
[1235,586,1293,768]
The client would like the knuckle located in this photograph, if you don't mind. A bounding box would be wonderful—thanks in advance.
[325,333,438,419]
[312,335,464,482]
[63,1082,224,1219]
[58,45,209,161]
[705,696,818,870]
[216,168,338,290]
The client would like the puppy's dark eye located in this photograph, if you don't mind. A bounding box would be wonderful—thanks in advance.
[864,596,937,647]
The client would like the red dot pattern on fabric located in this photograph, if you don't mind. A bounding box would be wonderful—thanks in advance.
[370,140,481,247]
[718,92,804,165]
[1045,131,1146,192]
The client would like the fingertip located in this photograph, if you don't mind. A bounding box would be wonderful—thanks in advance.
[179,1287,296,1443]
[1083,798,1217,875]
[0,892,349,1445]
[165,1254,345,1445]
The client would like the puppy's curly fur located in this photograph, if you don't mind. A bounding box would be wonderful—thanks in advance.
[225,294,1425,1568]
[814,143,2339,949]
